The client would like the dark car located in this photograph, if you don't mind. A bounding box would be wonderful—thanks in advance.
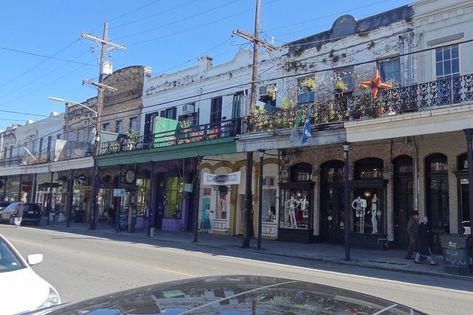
[0,202,41,225]
[36,275,425,314]
[0,202,11,211]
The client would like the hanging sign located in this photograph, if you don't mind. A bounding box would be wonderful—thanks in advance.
[203,171,241,186]
[113,188,126,197]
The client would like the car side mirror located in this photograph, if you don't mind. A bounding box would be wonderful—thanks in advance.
[27,254,43,266]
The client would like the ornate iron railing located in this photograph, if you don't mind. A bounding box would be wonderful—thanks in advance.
[99,118,241,156]
[247,74,473,132]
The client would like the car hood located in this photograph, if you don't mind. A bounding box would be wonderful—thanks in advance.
[43,275,425,314]
[0,267,51,314]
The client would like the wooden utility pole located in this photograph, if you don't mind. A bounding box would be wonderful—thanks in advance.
[233,0,277,248]
[82,22,126,229]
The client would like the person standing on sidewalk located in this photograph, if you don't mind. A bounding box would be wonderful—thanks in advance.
[415,216,436,265]
[13,203,24,228]
[405,210,419,259]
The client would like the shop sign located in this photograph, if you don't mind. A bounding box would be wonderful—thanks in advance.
[181,183,193,192]
[203,172,241,186]
[113,188,126,197]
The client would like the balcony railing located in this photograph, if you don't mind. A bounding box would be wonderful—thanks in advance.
[99,118,241,156]
[0,141,93,167]
[247,74,473,133]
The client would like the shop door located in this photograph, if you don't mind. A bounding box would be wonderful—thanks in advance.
[320,185,344,243]
[427,175,449,252]
[393,176,413,248]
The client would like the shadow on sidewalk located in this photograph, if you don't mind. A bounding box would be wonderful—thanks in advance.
[33,222,473,293]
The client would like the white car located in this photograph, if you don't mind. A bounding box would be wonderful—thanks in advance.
[0,234,61,314]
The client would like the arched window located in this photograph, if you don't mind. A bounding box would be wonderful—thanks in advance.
[290,163,312,182]
[354,158,384,180]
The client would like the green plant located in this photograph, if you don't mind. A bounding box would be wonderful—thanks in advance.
[335,80,347,91]
[300,77,316,91]
[281,98,295,109]
[266,85,277,100]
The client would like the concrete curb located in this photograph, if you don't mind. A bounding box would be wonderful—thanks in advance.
[42,225,473,281]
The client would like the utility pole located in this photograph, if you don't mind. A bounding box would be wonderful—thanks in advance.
[82,22,126,230]
[233,0,277,248]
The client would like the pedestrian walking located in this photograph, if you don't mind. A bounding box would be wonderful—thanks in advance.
[405,210,419,259]
[13,203,24,228]
[414,216,436,265]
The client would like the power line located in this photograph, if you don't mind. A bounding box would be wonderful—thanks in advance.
[0,45,97,67]
[117,0,241,41]
[108,0,162,23]
[112,0,195,30]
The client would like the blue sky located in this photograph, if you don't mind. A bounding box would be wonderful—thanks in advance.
[0,0,412,130]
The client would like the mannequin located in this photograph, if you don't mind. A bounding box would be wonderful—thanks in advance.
[300,196,309,218]
[285,195,299,228]
[351,196,367,233]
[369,194,378,234]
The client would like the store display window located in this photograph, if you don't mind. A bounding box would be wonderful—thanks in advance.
[165,176,183,219]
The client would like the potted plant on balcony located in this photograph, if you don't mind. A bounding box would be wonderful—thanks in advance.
[266,85,277,101]
[179,120,192,144]
[335,80,347,95]
[301,77,317,91]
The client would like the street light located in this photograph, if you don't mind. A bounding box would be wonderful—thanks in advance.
[49,96,100,230]
[343,142,351,261]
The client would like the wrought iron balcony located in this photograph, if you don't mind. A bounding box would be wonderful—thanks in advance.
[99,118,241,156]
[247,74,473,133]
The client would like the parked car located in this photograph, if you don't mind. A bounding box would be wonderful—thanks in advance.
[37,275,424,314]
[0,233,61,314]
[0,202,42,225]
[0,202,11,211]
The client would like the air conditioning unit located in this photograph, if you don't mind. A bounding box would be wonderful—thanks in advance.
[182,103,195,114]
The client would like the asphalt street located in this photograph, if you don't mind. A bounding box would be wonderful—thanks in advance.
[1,224,473,315]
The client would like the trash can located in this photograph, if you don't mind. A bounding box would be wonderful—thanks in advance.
[439,234,471,275]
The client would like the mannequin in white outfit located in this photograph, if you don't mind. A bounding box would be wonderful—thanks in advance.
[369,194,378,234]
[351,196,367,233]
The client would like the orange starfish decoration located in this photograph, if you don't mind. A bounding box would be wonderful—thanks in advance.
[359,70,392,98]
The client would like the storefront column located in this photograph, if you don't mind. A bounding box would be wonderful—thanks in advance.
[66,170,74,227]
[148,162,156,237]
[47,172,54,225]
[312,166,320,238]
[3,177,7,201]
[193,157,202,242]
[18,174,23,202]
[257,150,264,249]
[384,163,394,242]
[343,143,350,261]
[30,174,37,204]
[464,129,473,237]
[243,152,253,248]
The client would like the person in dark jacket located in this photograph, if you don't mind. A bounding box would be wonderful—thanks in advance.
[414,216,436,265]
[405,210,419,259]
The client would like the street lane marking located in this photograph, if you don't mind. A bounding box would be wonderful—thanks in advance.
[153,267,195,277]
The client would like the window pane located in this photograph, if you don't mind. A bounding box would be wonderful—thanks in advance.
[452,58,459,74]
[435,48,442,61]
[443,60,451,75]
[444,47,450,60]
[452,45,459,58]
[436,62,443,77]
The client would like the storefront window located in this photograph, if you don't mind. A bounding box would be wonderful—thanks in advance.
[136,178,150,216]
[262,182,277,223]
[355,158,384,179]
[351,189,383,234]
[215,186,228,220]
[165,176,183,219]
[279,189,310,230]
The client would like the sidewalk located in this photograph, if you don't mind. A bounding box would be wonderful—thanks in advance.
[42,221,473,281]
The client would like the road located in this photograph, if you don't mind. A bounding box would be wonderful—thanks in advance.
[1,224,473,314]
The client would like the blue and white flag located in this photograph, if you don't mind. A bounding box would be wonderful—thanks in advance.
[301,108,312,145]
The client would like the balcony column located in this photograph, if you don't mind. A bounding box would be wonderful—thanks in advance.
[46,172,54,225]
[18,174,23,202]
[30,173,38,204]
[2,177,7,201]
[343,143,350,261]
[66,170,74,228]
[148,162,156,237]
[193,156,202,243]
[384,163,394,242]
